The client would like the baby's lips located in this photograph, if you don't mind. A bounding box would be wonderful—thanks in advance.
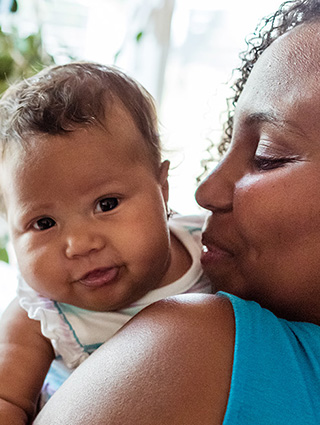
[78,267,119,287]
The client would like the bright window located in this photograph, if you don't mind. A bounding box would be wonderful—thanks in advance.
[1,0,283,216]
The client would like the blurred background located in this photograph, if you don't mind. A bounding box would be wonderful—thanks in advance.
[0,0,283,307]
[0,0,283,214]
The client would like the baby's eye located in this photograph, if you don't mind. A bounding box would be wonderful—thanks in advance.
[33,217,56,231]
[95,197,119,213]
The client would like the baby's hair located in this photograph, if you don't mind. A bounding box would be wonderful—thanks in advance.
[0,61,161,168]
[220,0,320,154]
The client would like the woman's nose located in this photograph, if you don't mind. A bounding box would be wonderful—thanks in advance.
[64,222,106,259]
[195,156,236,213]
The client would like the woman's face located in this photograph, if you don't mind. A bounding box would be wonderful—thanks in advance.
[196,22,320,322]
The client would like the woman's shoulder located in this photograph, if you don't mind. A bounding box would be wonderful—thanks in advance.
[150,293,320,424]
[134,292,235,333]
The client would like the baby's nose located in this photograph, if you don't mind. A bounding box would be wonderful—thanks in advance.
[64,224,105,258]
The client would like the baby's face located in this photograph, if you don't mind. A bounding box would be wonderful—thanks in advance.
[2,105,171,311]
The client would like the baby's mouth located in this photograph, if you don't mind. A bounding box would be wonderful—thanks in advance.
[78,267,119,288]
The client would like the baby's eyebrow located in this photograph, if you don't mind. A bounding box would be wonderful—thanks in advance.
[17,202,55,220]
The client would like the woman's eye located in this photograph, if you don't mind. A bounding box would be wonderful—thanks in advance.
[253,156,296,171]
[95,197,119,213]
[33,217,56,231]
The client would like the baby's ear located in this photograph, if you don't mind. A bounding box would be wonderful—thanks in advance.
[159,160,170,203]
[159,160,170,183]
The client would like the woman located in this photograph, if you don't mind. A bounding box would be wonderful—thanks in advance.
[34,0,320,423]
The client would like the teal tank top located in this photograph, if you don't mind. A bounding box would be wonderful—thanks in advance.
[219,292,320,424]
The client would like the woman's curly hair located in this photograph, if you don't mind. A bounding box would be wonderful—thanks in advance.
[219,0,320,154]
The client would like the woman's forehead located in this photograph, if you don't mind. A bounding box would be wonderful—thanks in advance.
[237,22,320,116]
[252,22,320,84]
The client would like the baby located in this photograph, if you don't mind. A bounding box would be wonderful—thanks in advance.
[0,62,212,423]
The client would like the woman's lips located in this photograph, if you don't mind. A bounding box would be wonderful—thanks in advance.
[200,243,233,267]
[78,267,119,288]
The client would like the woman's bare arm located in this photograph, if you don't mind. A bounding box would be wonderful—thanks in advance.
[34,294,235,425]
[0,298,55,424]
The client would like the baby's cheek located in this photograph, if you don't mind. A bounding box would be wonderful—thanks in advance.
[16,251,38,285]
[15,243,50,289]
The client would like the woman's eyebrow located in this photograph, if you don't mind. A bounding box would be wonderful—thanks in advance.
[244,111,278,125]
[244,111,306,137]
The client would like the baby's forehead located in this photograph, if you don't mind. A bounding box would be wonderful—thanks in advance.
[102,98,142,133]
[4,99,139,149]
[3,112,152,174]
[0,121,163,221]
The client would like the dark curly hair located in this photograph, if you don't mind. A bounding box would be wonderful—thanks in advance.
[0,62,162,169]
[219,0,320,154]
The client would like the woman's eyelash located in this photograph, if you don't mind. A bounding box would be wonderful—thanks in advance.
[253,156,298,171]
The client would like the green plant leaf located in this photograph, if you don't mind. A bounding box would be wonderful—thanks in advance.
[0,247,9,264]
[136,31,143,42]
[0,25,55,93]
